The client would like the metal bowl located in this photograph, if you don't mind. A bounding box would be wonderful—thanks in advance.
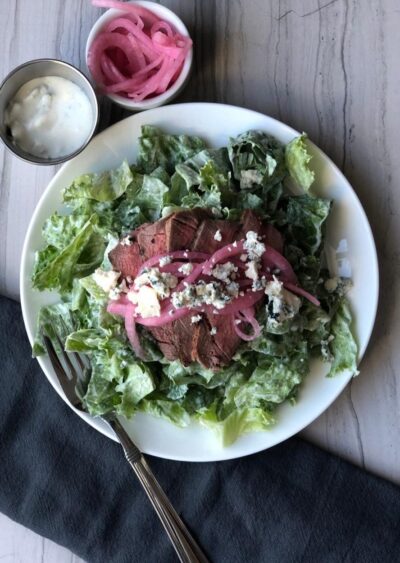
[0,59,99,165]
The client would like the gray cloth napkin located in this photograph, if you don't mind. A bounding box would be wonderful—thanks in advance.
[1,294,399,563]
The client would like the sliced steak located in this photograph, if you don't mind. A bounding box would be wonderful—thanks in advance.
[191,218,241,253]
[150,317,194,366]
[108,217,168,279]
[165,208,212,250]
[236,209,263,239]
[135,216,168,257]
[108,240,143,279]
[193,313,242,370]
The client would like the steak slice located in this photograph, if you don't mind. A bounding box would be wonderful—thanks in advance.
[150,317,194,366]
[108,240,143,279]
[108,217,168,279]
[193,313,241,370]
[236,209,263,239]
[135,216,169,258]
[191,218,241,253]
[166,208,212,250]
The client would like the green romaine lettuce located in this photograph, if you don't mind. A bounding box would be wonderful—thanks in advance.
[286,195,331,255]
[32,214,105,293]
[63,160,133,203]
[285,134,315,191]
[198,403,275,447]
[228,130,286,190]
[328,300,358,377]
[137,125,207,174]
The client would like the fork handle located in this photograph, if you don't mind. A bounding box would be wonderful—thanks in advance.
[107,417,209,563]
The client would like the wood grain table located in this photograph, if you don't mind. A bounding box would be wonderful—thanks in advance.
[1,0,399,561]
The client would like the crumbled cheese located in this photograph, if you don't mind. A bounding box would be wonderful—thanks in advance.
[127,286,161,318]
[214,229,222,241]
[226,281,239,298]
[232,241,238,248]
[191,314,202,324]
[324,277,339,292]
[172,280,233,310]
[211,261,237,281]
[234,319,242,325]
[243,231,266,259]
[245,259,260,282]
[159,255,172,267]
[120,236,133,246]
[109,287,121,300]
[240,254,248,262]
[210,327,217,335]
[252,275,267,292]
[120,360,128,369]
[264,277,301,325]
[178,263,193,275]
[321,335,335,362]
[134,267,178,299]
[93,268,120,293]
[240,169,264,189]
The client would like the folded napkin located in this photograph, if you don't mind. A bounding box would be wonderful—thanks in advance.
[1,295,399,563]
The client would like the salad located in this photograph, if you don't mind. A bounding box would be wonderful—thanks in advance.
[32,126,358,446]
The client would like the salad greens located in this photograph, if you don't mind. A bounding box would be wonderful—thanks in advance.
[32,126,358,446]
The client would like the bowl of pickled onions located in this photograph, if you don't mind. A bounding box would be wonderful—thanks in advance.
[86,0,193,110]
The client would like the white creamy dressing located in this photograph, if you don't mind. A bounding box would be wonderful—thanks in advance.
[5,76,93,158]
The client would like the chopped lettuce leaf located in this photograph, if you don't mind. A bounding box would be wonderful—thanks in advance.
[328,300,358,377]
[228,130,286,190]
[137,125,206,174]
[286,195,331,255]
[32,214,105,292]
[63,160,133,203]
[198,403,275,447]
[84,354,155,417]
[139,399,191,427]
[126,172,169,222]
[285,134,315,192]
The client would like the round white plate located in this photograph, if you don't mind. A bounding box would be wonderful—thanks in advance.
[20,103,378,462]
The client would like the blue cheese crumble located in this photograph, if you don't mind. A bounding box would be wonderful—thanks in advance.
[264,278,301,325]
[172,280,233,310]
[178,263,193,275]
[93,268,120,293]
[245,259,260,282]
[211,261,237,281]
[127,286,161,318]
[159,255,172,267]
[134,267,177,299]
[243,231,266,259]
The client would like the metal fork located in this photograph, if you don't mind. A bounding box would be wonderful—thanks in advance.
[42,330,209,563]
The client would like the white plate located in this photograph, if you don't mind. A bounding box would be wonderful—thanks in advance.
[20,103,379,462]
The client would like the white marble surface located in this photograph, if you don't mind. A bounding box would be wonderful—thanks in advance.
[1,0,400,561]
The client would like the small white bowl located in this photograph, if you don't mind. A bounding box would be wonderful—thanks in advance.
[86,0,193,111]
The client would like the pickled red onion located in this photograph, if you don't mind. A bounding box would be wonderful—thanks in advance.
[283,282,321,306]
[124,303,146,359]
[233,308,261,341]
[88,0,192,100]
